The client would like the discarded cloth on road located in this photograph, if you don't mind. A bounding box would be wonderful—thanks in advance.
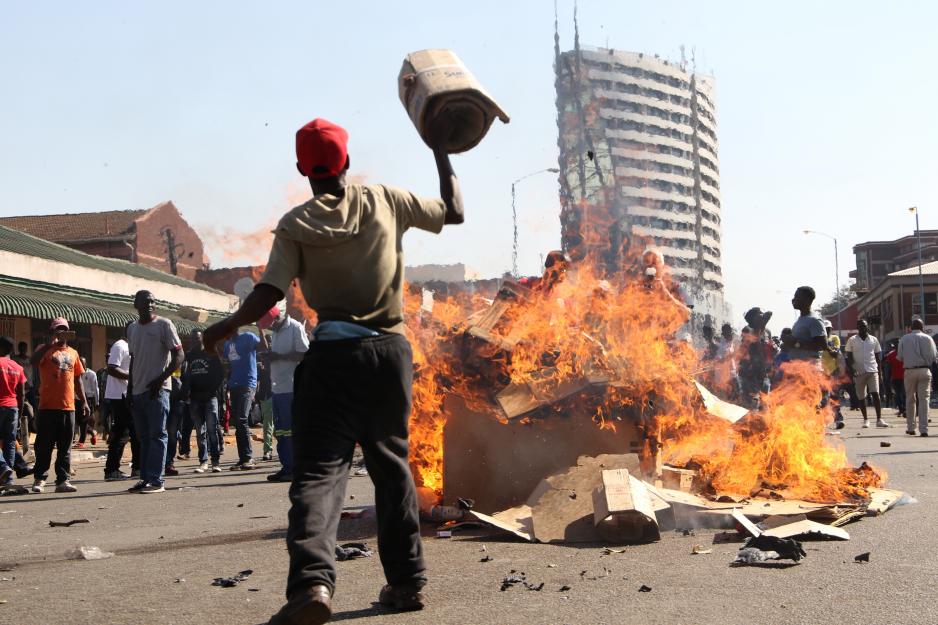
[212,569,253,587]
[733,535,806,565]
[335,542,373,561]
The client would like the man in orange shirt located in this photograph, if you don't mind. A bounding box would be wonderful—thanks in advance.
[29,317,90,493]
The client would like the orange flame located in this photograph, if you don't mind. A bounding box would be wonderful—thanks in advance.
[402,243,884,504]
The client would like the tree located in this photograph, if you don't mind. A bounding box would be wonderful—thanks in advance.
[819,283,857,317]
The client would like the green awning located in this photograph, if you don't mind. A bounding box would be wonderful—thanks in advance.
[0,275,226,334]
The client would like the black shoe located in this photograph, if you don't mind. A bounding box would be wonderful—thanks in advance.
[907,430,917,436]
[15,465,33,479]
[266,471,293,482]
[922,432,930,437]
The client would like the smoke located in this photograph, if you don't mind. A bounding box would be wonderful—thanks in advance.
[200,174,369,268]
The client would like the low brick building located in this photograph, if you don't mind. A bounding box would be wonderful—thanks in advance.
[0,201,208,280]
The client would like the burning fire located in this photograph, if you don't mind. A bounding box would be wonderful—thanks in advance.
[402,243,884,505]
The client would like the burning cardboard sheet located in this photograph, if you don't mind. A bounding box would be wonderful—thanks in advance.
[694,381,749,424]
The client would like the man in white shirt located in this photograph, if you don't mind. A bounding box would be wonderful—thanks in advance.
[260,307,309,482]
[897,317,937,436]
[845,319,888,428]
[103,328,139,480]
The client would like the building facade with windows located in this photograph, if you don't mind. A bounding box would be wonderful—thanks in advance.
[850,230,938,295]
[555,45,725,323]
[852,260,938,343]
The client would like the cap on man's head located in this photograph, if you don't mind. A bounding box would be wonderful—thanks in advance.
[296,118,349,178]
[823,319,833,329]
[50,317,70,331]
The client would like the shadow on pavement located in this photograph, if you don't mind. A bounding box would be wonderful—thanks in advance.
[330,604,385,621]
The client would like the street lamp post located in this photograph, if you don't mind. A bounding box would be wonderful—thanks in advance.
[511,168,560,278]
[804,229,841,335]
[910,206,926,321]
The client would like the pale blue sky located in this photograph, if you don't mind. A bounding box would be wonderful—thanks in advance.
[2,1,936,329]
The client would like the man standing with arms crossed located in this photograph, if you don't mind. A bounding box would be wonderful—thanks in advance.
[260,305,309,482]
[30,318,90,493]
[204,117,462,625]
[898,317,937,437]
[845,319,889,428]
[127,290,184,494]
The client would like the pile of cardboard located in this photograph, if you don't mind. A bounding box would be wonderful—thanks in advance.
[468,453,905,545]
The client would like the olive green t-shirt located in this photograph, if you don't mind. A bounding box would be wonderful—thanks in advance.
[259,184,446,335]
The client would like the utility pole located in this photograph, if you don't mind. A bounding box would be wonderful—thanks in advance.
[160,227,184,276]
[910,207,925,319]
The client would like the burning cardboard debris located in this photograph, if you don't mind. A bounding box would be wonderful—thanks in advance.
[401,241,902,556]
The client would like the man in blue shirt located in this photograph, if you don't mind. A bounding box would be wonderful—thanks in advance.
[223,328,260,470]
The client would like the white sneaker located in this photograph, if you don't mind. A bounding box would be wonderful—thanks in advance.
[862,420,871,428]
[30,479,45,494]
[194,462,208,473]
[55,481,77,493]
[211,464,222,473]
[876,420,891,428]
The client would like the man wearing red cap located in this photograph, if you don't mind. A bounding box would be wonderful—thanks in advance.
[29,317,90,493]
[204,116,463,624]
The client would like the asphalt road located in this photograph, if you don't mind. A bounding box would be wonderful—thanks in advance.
[0,408,935,625]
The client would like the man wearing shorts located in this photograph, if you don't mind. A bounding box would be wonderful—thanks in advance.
[845,319,889,428]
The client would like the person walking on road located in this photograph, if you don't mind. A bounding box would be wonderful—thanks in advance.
[260,305,309,482]
[897,318,937,437]
[223,327,261,470]
[127,290,184,494]
[0,337,27,489]
[203,116,463,624]
[184,330,224,473]
[29,317,90,493]
[845,319,889,428]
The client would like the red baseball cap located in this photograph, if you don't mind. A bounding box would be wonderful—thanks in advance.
[50,317,70,331]
[296,118,349,178]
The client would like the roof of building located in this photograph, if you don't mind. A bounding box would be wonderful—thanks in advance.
[853,230,938,249]
[0,274,223,334]
[0,209,147,243]
[889,260,938,277]
[0,224,223,294]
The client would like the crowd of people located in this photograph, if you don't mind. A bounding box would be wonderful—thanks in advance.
[0,289,310,494]
[701,285,937,436]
